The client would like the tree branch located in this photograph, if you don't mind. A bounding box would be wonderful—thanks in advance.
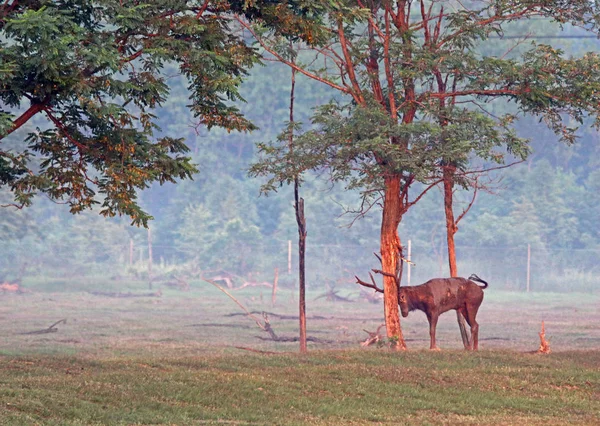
[424,88,527,101]
[383,7,397,118]
[0,202,26,209]
[454,181,478,226]
[195,0,209,19]
[235,17,352,96]
[437,8,542,48]
[122,49,144,64]
[419,0,432,46]
[457,160,525,177]
[43,108,89,152]
[406,178,444,211]
[371,268,397,279]
[337,18,365,105]
[0,101,47,140]
[355,272,383,293]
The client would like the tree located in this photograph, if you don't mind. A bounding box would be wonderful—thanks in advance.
[246,1,600,349]
[283,52,309,353]
[0,0,260,226]
[173,195,263,275]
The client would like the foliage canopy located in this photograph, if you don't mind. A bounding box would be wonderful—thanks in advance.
[0,0,262,225]
[250,1,600,200]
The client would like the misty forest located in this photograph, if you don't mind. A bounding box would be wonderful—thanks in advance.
[2,2,600,292]
[1,1,600,425]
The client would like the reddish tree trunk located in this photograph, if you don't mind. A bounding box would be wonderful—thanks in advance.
[443,166,458,277]
[443,165,470,348]
[381,175,406,350]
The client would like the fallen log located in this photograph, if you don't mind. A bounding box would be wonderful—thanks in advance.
[254,335,331,343]
[361,324,386,347]
[225,311,383,322]
[20,319,67,335]
[225,311,328,320]
[232,281,273,290]
[88,290,162,298]
[314,289,353,302]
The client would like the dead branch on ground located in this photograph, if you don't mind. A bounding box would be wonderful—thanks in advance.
[88,290,162,298]
[204,269,245,289]
[254,335,331,343]
[314,287,353,302]
[163,276,190,291]
[202,276,280,340]
[361,323,386,347]
[231,281,273,290]
[20,319,67,335]
[225,311,384,322]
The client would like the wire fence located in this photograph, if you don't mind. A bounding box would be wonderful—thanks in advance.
[2,238,599,293]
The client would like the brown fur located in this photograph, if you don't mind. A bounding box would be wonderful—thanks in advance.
[398,275,488,350]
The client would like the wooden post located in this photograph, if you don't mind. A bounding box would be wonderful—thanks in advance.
[407,239,412,285]
[148,227,153,289]
[129,239,134,266]
[526,244,531,292]
[288,240,292,274]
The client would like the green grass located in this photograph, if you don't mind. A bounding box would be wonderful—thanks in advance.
[0,350,598,425]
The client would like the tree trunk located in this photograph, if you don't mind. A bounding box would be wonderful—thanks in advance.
[443,167,459,277]
[296,192,307,353]
[287,53,307,354]
[443,166,470,349]
[381,175,406,350]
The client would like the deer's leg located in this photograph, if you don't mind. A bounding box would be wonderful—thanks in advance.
[427,313,440,351]
[465,304,480,351]
[458,307,472,350]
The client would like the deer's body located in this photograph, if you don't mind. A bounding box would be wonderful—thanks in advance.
[399,275,488,350]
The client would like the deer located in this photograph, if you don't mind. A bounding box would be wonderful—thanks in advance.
[398,274,488,351]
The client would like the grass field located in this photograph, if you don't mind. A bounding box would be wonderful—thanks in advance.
[1,279,599,424]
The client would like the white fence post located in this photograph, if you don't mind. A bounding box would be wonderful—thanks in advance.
[129,239,134,266]
[526,244,531,292]
[288,240,292,274]
[407,239,412,285]
[148,227,153,288]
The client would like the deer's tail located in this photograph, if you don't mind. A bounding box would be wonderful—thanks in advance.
[468,274,488,289]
